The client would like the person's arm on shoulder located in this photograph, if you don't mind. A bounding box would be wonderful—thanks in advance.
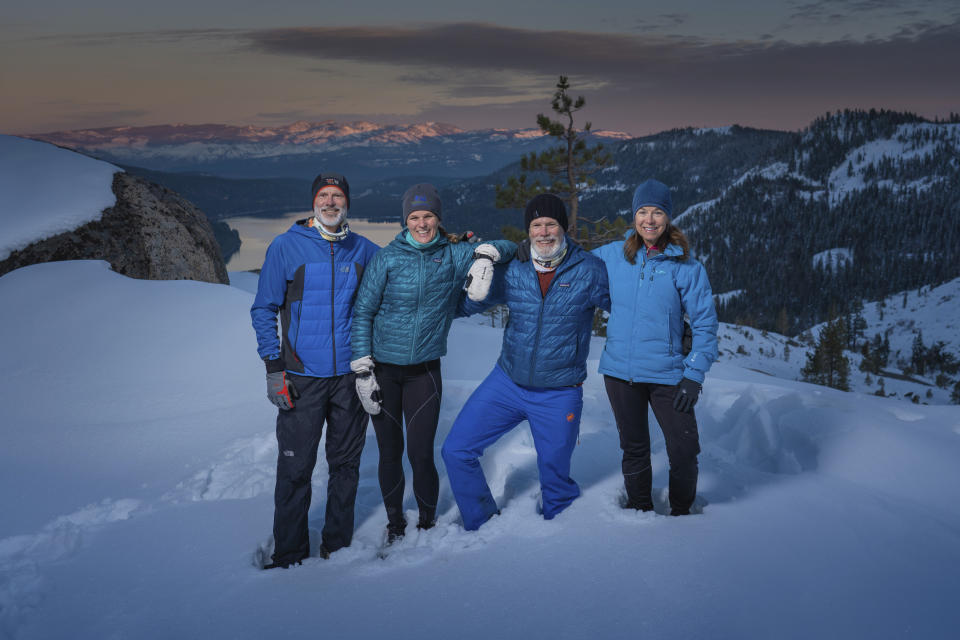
[592,256,612,312]
[457,262,508,317]
[463,239,516,302]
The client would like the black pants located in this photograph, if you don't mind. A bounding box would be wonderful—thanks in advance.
[603,375,701,515]
[370,359,442,530]
[272,373,367,565]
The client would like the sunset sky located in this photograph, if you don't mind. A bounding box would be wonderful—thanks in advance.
[2,0,958,136]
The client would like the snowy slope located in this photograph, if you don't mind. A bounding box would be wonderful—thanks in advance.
[826,123,960,205]
[715,274,960,405]
[2,262,960,639]
[0,135,119,261]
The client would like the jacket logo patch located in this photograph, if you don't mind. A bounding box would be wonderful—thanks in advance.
[566,412,576,422]
[558,282,571,287]
[433,258,442,263]
[413,195,428,204]
[339,265,351,273]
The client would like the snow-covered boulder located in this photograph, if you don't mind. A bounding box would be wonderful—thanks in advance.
[0,135,228,283]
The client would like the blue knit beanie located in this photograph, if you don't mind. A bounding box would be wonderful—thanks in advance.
[632,179,672,217]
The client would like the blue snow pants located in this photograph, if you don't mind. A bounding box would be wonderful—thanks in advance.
[441,364,583,531]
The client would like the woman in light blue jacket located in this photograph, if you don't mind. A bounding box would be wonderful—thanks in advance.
[592,179,718,515]
[350,183,514,542]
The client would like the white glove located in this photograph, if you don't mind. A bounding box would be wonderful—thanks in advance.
[465,244,499,302]
[473,243,500,262]
[350,356,375,375]
[351,356,381,415]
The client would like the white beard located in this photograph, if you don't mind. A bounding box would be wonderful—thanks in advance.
[314,204,348,229]
[531,236,565,261]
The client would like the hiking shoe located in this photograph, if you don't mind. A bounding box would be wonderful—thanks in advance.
[386,523,406,545]
[262,558,302,570]
[624,500,655,512]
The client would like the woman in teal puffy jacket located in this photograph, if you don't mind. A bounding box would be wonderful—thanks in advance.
[592,179,718,516]
[350,183,515,542]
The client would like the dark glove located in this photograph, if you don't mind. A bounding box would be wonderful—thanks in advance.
[516,239,531,262]
[673,377,701,413]
[267,371,299,410]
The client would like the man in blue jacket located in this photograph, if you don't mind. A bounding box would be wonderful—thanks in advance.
[251,173,379,568]
[442,194,610,531]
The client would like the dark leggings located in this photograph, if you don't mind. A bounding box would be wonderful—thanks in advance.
[603,375,701,515]
[370,359,442,529]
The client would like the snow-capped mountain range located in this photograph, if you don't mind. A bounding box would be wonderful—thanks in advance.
[28,120,630,180]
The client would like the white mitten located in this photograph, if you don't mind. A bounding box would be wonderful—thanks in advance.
[351,357,381,415]
[465,244,500,302]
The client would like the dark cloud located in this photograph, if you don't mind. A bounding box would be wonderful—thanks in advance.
[633,13,690,31]
[248,19,958,133]
[789,0,952,22]
[244,23,693,77]
[241,21,960,92]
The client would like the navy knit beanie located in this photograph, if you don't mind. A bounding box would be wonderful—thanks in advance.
[402,183,442,225]
[524,193,568,231]
[632,179,672,217]
[311,173,350,207]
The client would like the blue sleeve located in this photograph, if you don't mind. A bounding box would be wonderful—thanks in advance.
[250,238,289,361]
[678,261,719,383]
[592,259,611,312]
[487,239,517,264]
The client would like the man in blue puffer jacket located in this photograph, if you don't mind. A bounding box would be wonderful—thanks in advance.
[442,194,610,531]
[251,173,379,569]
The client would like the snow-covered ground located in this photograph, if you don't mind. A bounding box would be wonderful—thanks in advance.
[2,261,959,639]
[0,136,119,261]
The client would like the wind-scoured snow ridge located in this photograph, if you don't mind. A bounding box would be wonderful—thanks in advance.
[0,135,119,261]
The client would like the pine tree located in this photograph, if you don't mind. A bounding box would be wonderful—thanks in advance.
[495,76,611,238]
[801,317,850,391]
[911,331,926,376]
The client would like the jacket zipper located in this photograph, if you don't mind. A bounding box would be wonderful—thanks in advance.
[329,240,337,375]
[527,255,574,385]
[411,250,424,363]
